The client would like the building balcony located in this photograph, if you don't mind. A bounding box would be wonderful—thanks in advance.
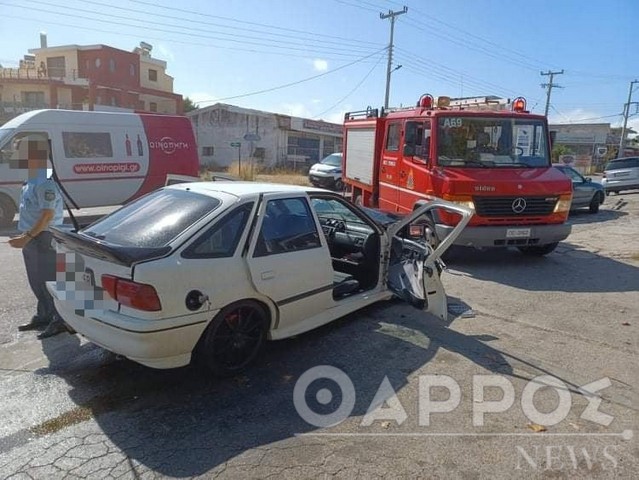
[0,67,89,86]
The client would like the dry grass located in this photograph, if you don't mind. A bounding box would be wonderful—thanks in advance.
[256,173,310,186]
[201,161,310,186]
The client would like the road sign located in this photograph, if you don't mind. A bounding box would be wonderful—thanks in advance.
[230,142,241,147]
[243,133,261,141]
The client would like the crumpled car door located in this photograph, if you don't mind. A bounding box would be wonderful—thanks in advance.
[385,200,473,319]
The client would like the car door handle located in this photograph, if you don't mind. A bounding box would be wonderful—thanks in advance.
[261,270,276,280]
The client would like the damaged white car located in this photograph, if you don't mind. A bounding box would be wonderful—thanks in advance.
[48,182,471,375]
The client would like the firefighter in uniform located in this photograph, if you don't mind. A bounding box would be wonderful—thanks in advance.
[8,138,67,339]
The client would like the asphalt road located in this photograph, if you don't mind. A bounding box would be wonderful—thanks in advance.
[0,194,637,479]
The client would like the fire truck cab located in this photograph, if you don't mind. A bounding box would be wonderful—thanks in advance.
[342,94,573,256]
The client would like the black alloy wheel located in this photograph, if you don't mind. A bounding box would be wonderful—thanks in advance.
[196,300,268,377]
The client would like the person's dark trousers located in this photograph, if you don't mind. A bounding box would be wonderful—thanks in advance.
[22,231,58,322]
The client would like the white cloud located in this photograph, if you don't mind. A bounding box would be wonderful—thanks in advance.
[313,59,328,72]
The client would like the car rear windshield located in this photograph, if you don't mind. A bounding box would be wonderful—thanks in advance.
[82,189,221,248]
[605,158,639,170]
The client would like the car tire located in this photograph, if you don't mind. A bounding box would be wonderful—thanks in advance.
[605,190,610,197]
[333,179,343,191]
[195,300,269,377]
[0,195,17,229]
[589,193,601,214]
[517,242,559,256]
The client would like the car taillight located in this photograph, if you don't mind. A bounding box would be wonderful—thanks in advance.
[101,275,162,311]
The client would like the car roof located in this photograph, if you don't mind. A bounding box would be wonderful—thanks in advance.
[166,181,328,198]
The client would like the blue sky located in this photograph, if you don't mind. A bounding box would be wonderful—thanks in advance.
[1,0,637,130]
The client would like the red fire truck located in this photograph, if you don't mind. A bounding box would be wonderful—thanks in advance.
[342,94,573,255]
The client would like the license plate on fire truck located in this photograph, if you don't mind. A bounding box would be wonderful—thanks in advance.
[506,228,531,238]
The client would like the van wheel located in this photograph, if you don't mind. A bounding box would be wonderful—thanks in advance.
[195,300,268,377]
[0,195,17,229]
[517,242,559,256]
[589,193,601,213]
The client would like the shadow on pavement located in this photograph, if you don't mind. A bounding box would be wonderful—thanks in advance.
[34,300,531,477]
[445,242,638,293]
[565,206,627,225]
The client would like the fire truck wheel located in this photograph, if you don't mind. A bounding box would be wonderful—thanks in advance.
[517,242,559,256]
[0,195,17,229]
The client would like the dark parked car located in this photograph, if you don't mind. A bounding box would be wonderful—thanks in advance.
[553,164,605,213]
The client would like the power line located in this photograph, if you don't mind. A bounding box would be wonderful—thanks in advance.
[3,1,381,58]
[1,12,380,63]
[130,0,382,47]
[196,48,387,104]
[314,52,386,119]
[383,0,553,71]
[68,0,384,51]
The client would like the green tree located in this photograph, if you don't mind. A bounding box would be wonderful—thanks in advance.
[551,144,573,163]
[183,97,198,113]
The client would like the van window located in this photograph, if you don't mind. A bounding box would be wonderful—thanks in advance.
[605,158,639,170]
[62,132,113,158]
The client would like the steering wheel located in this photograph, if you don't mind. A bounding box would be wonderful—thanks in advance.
[513,146,524,156]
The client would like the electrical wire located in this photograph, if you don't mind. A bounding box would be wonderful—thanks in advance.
[1,1,381,58]
[196,48,387,104]
[129,0,382,46]
[313,52,386,119]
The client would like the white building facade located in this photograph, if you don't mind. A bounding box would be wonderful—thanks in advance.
[188,103,342,169]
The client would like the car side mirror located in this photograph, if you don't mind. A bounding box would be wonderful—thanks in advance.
[403,144,415,156]
[585,177,592,183]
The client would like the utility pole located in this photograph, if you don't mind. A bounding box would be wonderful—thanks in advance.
[540,69,564,117]
[618,79,639,157]
[380,6,407,110]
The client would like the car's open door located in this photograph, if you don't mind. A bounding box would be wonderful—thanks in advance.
[385,200,473,320]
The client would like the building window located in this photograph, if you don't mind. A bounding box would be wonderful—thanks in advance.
[130,64,135,76]
[21,91,45,107]
[148,69,158,82]
[62,132,113,158]
[202,146,214,156]
[109,58,116,72]
[95,58,101,68]
[46,56,66,78]
[149,102,157,112]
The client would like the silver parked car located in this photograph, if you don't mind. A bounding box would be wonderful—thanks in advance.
[602,157,639,195]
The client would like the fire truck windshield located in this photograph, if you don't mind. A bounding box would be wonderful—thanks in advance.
[436,116,550,168]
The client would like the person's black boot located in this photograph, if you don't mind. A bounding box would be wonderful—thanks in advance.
[37,321,69,339]
[18,316,49,331]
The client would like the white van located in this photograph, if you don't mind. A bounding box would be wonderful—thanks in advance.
[0,110,199,227]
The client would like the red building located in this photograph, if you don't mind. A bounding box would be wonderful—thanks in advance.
[0,37,183,124]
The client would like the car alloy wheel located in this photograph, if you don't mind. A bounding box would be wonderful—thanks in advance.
[196,300,268,377]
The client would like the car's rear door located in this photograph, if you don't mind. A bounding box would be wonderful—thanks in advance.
[246,192,334,331]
